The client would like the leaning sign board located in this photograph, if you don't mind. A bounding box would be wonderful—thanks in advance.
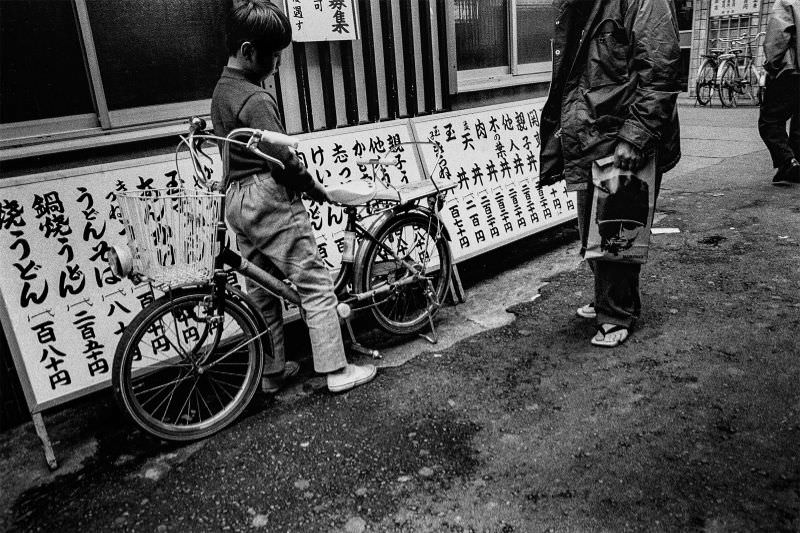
[0,105,574,466]
[0,119,420,418]
[0,153,222,415]
[411,98,577,262]
[295,120,425,275]
[0,120,423,468]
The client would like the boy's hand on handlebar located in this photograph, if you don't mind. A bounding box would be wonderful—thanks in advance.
[256,130,299,149]
[305,181,330,204]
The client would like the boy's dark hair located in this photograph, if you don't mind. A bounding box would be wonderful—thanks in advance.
[226,0,292,57]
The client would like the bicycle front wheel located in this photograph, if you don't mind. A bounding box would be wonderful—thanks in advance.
[718,61,738,107]
[113,286,266,441]
[356,213,452,336]
[695,59,716,106]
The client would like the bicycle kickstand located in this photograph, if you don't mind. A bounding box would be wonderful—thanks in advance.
[418,283,440,345]
[343,317,382,359]
[418,313,439,345]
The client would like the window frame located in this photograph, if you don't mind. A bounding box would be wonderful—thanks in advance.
[0,0,215,159]
[454,0,553,93]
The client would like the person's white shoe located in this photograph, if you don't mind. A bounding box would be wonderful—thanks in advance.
[327,364,377,393]
[576,303,596,319]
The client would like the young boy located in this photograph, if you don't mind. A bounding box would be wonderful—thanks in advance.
[211,0,376,392]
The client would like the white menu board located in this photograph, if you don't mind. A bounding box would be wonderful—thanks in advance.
[0,120,421,413]
[1,105,575,415]
[411,99,577,262]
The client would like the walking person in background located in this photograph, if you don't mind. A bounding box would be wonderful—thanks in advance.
[759,0,800,186]
[538,0,681,347]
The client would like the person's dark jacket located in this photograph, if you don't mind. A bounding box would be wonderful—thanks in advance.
[539,0,681,189]
[763,0,800,79]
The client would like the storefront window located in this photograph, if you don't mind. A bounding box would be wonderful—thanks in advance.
[1,0,229,143]
[675,0,693,32]
[0,0,95,124]
[454,0,555,91]
[708,15,759,48]
[516,0,556,65]
[455,0,509,71]
[85,0,227,112]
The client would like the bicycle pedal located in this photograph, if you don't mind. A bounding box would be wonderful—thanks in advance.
[351,342,382,359]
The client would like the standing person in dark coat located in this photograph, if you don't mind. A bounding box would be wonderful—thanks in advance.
[759,0,800,185]
[538,0,681,347]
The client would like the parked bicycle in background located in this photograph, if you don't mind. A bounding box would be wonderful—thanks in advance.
[717,32,766,107]
[695,32,766,107]
[695,42,726,106]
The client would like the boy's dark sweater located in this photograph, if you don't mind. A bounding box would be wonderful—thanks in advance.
[211,66,315,193]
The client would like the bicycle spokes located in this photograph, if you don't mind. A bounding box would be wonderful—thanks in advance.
[361,215,451,335]
[121,294,262,433]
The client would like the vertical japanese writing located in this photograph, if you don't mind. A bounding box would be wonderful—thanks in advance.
[2,200,51,308]
[330,0,350,34]
[33,192,85,300]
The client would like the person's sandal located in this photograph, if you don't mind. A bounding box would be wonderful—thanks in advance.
[576,303,596,319]
[591,324,629,347]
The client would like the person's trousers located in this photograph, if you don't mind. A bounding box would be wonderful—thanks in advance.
[574,170,662,329]
[225,173,347,375]
[758,74,800,169]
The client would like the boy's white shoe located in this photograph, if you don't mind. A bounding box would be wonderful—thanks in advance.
[327,364,377,393]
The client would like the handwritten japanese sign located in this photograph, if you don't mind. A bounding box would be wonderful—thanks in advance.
[0,121,419,412]
[412,99,577,261]
[710,0,761,17]
[296,120,423,273]
[1,106,572,415]
[0,155,220,411]
[283,0,360,41]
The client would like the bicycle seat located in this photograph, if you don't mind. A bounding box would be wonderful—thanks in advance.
[729,48,743,55]
[325,180,401,205]
[393,178,457,203]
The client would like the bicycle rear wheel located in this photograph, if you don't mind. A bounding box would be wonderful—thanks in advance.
[356,213,452,335]
[743,65,759,103]
[695,59,716,106]
[113,286,266,441]
[718,61,738,107]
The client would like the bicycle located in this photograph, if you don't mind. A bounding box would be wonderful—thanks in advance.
[107,118,456,441]
[695,45,726,106]
[716,32,765,108]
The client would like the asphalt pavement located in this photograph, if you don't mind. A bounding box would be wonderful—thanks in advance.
[2,98,798,532]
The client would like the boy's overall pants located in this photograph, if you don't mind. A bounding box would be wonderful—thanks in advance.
[225,173,347,375]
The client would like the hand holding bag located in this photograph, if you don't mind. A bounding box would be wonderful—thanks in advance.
[584,155,657,264]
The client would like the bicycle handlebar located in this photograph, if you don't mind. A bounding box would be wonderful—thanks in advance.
[717,31,765,46]
[182,120,300,190]
[252,130,299,149]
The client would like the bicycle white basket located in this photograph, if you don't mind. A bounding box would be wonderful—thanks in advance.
[115,188,223,287]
